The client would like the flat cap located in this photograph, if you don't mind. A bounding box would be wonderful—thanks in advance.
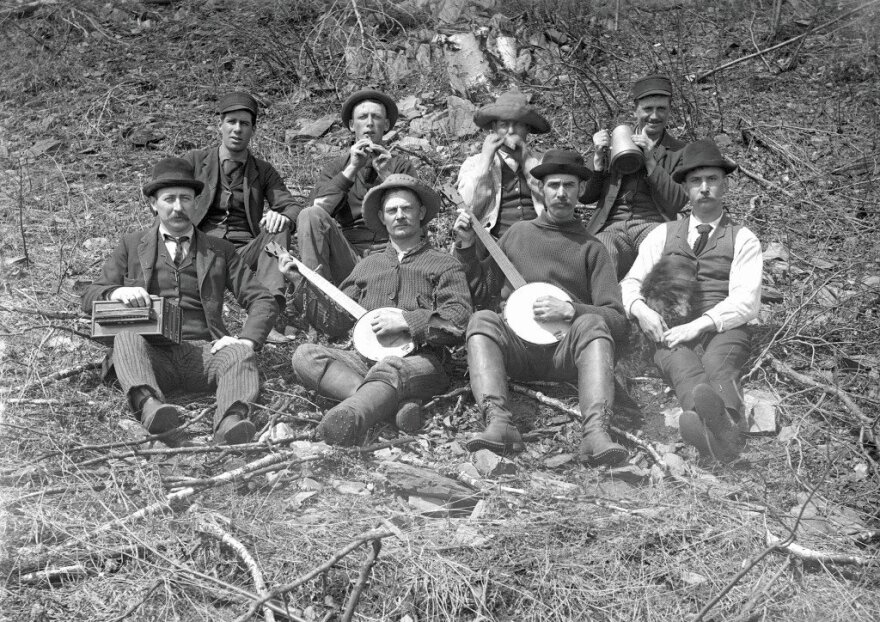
[631,75,673,100]
[217,91,259,122]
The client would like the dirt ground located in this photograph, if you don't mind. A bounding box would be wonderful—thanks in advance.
[1,1,878,621]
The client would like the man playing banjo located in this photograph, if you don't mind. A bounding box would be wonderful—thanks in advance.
[582,75,688,280]
[453,150,629,466]
[279,175,472,446]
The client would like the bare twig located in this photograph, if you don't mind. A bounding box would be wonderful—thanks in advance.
[108,580,163,622]
[765,530,873,566]
[198,518,276,622]
[692,0,880,82]
[232,529,395,622]
[340,539,382,622]
[0,305,82,319]
[423,385,471,410]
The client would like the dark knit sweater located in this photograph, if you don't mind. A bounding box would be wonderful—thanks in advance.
[306,240,473,347]
[454,212,627,344]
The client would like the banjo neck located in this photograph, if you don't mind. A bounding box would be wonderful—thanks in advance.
[265,242,367,320]
[444,188,528,290]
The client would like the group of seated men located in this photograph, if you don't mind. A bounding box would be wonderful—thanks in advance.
[82,75,763,465]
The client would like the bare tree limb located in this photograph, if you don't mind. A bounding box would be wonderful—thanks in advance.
[340,538,382,622]
[765,530,873,566]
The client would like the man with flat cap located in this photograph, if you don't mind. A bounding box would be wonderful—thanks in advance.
[582,75,689,280]
[280,174,471,446]
[295,89,416,290]
[456,90,550,242]
[453,150,629,466]
[621,139,762,462]
[82,157,278,444]
[184,90,300,342]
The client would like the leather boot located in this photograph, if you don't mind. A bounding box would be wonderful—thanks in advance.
[395,400,424,433]
[692,383,743,462]
[577,339,629,467]
[214,401,256,446]
[317,381,398,446]
[316,360,363,402]
[464,335,524,454]
[140,397,180,434]
[679,410,723,460]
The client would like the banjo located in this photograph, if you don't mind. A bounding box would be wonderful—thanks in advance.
[446,189,572,345]
[265,242,415,362]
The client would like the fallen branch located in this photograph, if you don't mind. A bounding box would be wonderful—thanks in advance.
[232,529,395,622]
[692,0,880,82]
[21,358,103,389]
[340,539,382,622]
[0,305,82,320]
[423,385,471,410]
[765,530,873,567]
[198,518,276,622]
[509,382,668,472]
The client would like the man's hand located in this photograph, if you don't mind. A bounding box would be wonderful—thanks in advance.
[109,287,151,308]
[452,210,476,248]
[592,129,611,171]
[481,133,506,158]
[343,138,376,178]
[370,308,409,337]
[277,253,299,280]
[370,144,394,180]
[663,316,714,349]
[631,130,657,175]
[260,211,290,234]
[211,336,254,354]
[631,299,667,343]
[533,296,574,323]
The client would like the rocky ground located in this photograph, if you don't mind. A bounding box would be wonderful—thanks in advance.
[1,1,879,620]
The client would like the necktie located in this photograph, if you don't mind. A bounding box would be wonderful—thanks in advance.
[693,224,712,255]
[164,234,190,266]
[222,159,244,181]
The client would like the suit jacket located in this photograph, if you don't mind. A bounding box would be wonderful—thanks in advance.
[184,146,302,236]
[82,223,278,347]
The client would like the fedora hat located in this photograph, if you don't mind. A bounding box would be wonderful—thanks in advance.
[142,157,204,197]
[217,91,259,123]
[672,139,738,183]
[631,75,673,100]
[473,90,551,134]
[361,174,440,233]
[530,150,591,181]
[341,89,399,129]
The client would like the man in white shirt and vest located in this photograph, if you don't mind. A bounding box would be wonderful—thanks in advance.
[621,139,763,462]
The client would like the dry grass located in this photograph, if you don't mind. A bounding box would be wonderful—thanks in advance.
[2,0,879,620]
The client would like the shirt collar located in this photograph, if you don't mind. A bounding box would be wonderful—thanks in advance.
[158,222,195,240]
[689,213,723,234]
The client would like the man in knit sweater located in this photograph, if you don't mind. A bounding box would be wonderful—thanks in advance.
[295,89,416,289]
[621,139,762,462]
[281,175,472,446]
[456,90,550,242]
[582,75,688,280]
[82,158,278,445]
[453,151,629,466]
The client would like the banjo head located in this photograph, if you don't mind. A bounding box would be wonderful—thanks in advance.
[352,309,416,362]
[503,282,572,345]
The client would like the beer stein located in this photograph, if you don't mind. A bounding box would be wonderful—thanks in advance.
[609,124,644,174]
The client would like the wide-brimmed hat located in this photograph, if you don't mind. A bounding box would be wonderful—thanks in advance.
[473,90,551,134]
[631,75,673,101]
[361,174,440,233]
[217,91,259,123]
[341,89,399,129]
[142,157,204,197]
[530,150,591,181]
[672,139,738,183]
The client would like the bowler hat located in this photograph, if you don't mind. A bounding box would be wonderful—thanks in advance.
[361,174,440,233]
[341,89,399,129]
[473,90,551,134]
[217,91,259,123]
[631,75,673,101]
[142,157,204,197]
[530,150,591,181]
[672,139,738,183]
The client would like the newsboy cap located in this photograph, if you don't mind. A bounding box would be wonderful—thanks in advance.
[217,91,259,123]
[672,139,738,183]
[530,150,591,181]
[631,75,673,100]
[361,174,440,233]
[341,89,399,129]
[473,90,551,134]
[142,157,204,197]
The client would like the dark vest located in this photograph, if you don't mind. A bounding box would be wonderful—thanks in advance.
[150,234,211,340]
[662,215,741,315]
[202,158,249,234]
[492,157,537,237]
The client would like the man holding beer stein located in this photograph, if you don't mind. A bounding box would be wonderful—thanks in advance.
[582,75,688,280]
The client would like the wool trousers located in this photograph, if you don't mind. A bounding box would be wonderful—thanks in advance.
[112,332,259,429]
[225,227,290,301]
[653,326,751,415]
[596,217,662,280]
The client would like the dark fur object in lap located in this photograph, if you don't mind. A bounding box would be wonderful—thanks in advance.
[620,255,698,375]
